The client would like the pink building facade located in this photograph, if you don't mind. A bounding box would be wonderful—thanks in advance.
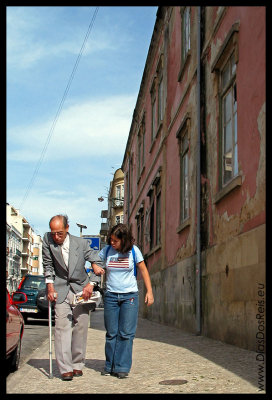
[121,6,265,350]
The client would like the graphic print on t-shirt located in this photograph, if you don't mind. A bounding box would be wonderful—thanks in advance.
[108,256,129,269]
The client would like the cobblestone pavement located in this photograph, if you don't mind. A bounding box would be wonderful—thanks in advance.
[6,308,265,394]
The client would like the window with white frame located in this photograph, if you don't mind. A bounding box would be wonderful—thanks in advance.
[181,133,189,221]
[115,184,124,206]
[211,23,240,195]
[156,189,161,246]
[182,7,191,62]
[176,116,190,224]
[147,168,162,250]
[129,155,133,202]
[151,83,156,141]
[157,59,164,125]
[137,134,142,178]
[116,185,121,199]
[115,214,124,225]
[178,7,191,81]
[136,203,144,252]
[221,53,238,186]
[149,191,155,249]
[137,117,145,178]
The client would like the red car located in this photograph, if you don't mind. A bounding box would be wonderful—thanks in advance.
[6,289,24,372]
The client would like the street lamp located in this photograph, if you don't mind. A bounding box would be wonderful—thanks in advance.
[98,196,124,206]
[76,223,87,237]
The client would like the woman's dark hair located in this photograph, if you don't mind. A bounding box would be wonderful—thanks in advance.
[107,223,135,253]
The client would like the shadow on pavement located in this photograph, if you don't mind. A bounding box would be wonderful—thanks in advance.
[27,358,105,379]
[27,358,57,379]
[89,309,258,388]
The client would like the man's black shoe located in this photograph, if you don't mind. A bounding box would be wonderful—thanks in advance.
[101,370,111,376]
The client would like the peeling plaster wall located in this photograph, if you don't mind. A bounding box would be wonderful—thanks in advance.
[139,255,197,333]
[202,224,265,349]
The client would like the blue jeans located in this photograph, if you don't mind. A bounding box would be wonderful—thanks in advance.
[103,291,139,373]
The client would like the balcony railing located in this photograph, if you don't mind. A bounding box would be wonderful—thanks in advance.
[21,249,29,256]
[111,198,124,208]
[13,249,21,258]
[22,233,34,244]
[100,222,108,236]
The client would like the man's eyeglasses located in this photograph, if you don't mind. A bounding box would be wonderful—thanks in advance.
[50,231,65,237]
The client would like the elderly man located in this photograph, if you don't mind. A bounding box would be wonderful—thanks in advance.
[42,214,104,381]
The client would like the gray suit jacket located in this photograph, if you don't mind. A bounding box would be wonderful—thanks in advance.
[42,232,103,304]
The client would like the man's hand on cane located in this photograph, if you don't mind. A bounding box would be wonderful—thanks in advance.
[82,282,94,301]
[47,283,58,302]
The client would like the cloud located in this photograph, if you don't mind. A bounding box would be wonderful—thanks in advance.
[6,6,129,70]
[7,94,136,162]
[7,179,107,237]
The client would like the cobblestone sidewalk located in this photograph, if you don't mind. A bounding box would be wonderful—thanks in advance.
[6,309,265,394]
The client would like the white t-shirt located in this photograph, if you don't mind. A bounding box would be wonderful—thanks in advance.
[99,245,144,293]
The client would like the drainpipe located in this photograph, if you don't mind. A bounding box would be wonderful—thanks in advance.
[196,6,202,335]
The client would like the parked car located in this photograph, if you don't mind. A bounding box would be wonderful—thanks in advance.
[12,274,52,323]
[13,275,103,323]
[6,290,24,372]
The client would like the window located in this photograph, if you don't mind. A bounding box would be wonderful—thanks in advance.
[150,55,164,145]
[147,168,162,250]
[156,190,161,246]
[125,172,129,211]
[149,192,155,249]
[151,83,156,141]
[137,116,145,179]
[114,184,124,207]
[182,7,191,62]
[176,115,190,225]
[181,133,189,221]
[116,184,124,200]
[142,120,145,167]
[129,155,133,202]
[116,215,124,224]
[137,134,142,178]
[116,185,121,199]
[157,59,164,125]
[178,6,191,82]
[211,22,240,193]
[136,203,144,252]
[221,54,238,186]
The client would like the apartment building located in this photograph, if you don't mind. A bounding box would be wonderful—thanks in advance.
[6,203,44,290]
[6,222,22,292]
[99,168,124,239]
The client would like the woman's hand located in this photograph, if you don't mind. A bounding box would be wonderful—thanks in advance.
[92,263,105,275]
[137,261,154,307]
[145,291,154,306]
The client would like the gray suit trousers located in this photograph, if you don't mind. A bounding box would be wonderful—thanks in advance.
[54,290,90,374]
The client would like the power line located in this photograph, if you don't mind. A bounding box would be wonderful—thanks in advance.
[19,6,99,210]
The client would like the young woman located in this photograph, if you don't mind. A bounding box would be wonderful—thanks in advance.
[99,223,154,379]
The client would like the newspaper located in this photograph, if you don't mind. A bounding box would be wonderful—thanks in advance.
[72,290,101,306]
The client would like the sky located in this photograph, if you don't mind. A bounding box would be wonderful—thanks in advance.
[6,6,158,238]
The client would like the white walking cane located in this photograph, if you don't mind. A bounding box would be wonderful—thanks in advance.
[48,299,53,379]
[48,293,56,379]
